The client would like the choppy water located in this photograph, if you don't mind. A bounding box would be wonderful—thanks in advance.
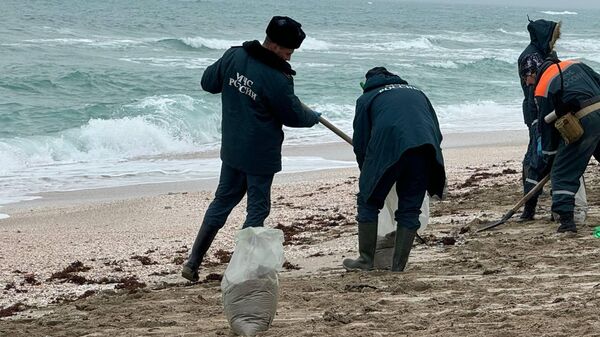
[1,0,599,215]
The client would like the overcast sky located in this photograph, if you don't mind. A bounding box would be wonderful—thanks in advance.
[422,0,600,9]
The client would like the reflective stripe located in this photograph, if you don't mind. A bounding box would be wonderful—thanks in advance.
[553,190,576,196]
[531,119,538,126]
[534,60,578,98]
[543,150,557,155]
[526,178,539,184]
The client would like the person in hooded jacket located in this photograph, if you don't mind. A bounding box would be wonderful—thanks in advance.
[182,16,320,282]
[516,18,562,221]
[527,55,600,233]
[343,67,446,272]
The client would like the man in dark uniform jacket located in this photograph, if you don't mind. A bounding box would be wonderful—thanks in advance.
[343,67,446,272]
[182,16,320,282]
[528,56,600,233]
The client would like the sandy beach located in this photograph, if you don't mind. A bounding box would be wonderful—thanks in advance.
[1,130,599,336]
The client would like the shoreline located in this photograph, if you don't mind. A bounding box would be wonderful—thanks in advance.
[0,129,528,215]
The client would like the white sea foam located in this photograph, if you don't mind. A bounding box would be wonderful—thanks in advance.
[436,100,523,133]
[558,39,600,53]
[298,37,333,51]
[0,95,221,172]
[540,11,578,15]
[181,37,241,49]
[426,32,490,44]
[119,57,216,69]
[424,61,459,69]
[297,62,337,68]
[497,29,528,38]
[371,37,437,51]
[23,37,146,47]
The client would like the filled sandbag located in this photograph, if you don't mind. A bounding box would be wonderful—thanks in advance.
[221,227,285,336]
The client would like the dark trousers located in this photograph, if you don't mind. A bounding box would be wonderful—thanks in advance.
[202,163,274,230]
[551,111,600,215]
[523,125,544,201]
[357,149,430,230]
[186,163,274,270]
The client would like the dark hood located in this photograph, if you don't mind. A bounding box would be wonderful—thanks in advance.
[527,19,561,56]
[362,71,408,93]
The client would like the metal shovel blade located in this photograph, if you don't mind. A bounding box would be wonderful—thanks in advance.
[476,175,550,233]
[476,211,515,232]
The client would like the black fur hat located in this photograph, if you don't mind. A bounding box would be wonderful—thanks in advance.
[266,16,306,49]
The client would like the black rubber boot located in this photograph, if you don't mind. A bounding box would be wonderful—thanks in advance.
[343,222,378,271]
[517,200,537,222]
[181,225,219,282]
[391,226,417,272]
[557,213,577,233]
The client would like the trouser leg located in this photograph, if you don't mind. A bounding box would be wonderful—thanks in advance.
[392,148,430,271]
[347,156,401,272]
[551,114,600,219]
[242,173,274,228]
[394,149,429,230]
[186,164,246,271]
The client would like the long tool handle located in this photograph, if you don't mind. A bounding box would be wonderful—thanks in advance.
[319,116,352,145]
[477,174,550,232]
[511,174,550,213]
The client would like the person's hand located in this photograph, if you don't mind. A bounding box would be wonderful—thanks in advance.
[314,111,322,123]
[536,137,543,157]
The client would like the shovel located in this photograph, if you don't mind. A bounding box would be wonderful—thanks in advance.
[476,174,550,232]
[317,116,426,243]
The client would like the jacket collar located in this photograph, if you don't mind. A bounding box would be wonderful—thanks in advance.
[242,40,296,75]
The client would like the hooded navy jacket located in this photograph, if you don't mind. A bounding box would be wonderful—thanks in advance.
[201,40,319,175]
[518,19,561,127]
[353,73,446,202]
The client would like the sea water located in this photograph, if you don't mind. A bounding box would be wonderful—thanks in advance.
[1,0,599,215]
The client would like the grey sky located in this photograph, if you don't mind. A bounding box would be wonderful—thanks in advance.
[422,0,600,9]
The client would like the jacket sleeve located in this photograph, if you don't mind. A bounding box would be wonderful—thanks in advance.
[534,94,557,171]
[201,50,233,94]
[523,86,539,127]
[352,98,371,170]
[267,76,319,128]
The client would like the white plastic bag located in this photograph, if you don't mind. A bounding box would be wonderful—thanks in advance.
[374,186,429,269]
[221,227,285,336]
[574,176,588,225]
[378,185,430,236]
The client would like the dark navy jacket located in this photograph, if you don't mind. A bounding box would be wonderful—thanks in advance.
[201,40,319,175]
[353,73,446,202]
[518,19,559,127]
[534,60,600,168]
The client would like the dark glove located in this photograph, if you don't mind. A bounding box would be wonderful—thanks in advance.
[314,111,322,124]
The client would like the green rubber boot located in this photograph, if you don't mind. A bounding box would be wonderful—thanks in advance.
[391,226,417,272]
[343,222,378,271]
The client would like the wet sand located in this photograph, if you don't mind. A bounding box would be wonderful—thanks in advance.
[1,130,600,336]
